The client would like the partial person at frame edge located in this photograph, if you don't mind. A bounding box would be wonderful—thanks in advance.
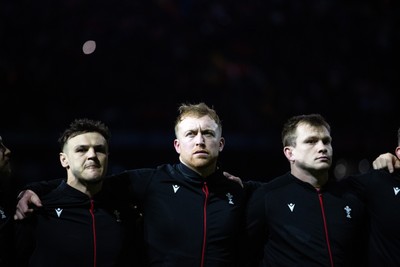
[344,127,400,266]
[0,135,17,267]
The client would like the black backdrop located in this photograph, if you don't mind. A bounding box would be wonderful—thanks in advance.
[1,0,398,186]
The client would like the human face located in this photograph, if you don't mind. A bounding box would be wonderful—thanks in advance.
[0,136,12,178]
[59,132,108,188]
[285,123,332,173]
[174,115,225,177]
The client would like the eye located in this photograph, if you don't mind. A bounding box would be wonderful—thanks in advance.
[96,147,107,153]
[186,132,195,137]
[202,130,215,137]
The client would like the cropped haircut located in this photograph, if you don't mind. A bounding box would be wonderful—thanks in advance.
[174,102,222,136]
[58,118,111,151]
[282,114,330,147]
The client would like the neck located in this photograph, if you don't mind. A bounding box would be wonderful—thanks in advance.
[291,168,329,188]
[67,178,103,197]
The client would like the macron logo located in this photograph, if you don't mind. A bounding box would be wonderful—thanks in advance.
[288,203,295,212]
[55,208,63,217]
[172,185,180,193]
[394,187,400,196]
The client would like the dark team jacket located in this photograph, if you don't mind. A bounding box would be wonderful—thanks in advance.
[0,194,16,267]
[245,172,368,267]
[23,163,249,267]
[107,163,249,267]
[347,169,400,266]
[15,180,143,267]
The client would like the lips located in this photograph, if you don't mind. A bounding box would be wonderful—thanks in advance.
[194,150,208,155]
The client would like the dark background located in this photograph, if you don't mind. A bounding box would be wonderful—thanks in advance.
[1,0,398,186]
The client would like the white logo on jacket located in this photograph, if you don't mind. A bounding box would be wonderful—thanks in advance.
[226,193,234,205]
[344,206,352,218]
[0,207,6,219]
[288,203,295,212]
[172,185,180,193]
[55,208,63,217]
[394,187,400,196]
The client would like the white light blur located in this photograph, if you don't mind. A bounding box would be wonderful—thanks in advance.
[82,40,96,55]
[334,160,347,180]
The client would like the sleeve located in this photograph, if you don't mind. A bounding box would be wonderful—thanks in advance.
[0,215,15,267]
[244,186,267,267]
[104,168,153,203]
[22,178,64,197]
[244,180,264,194]
[14,216,37,267]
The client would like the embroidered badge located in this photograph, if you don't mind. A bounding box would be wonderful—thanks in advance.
[226,193,234,205]
[344,205,352,218]
[0,208,6,219]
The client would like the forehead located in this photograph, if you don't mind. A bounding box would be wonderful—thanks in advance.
[296,123,330,138]
[66,132,107,146]
[178,115,219,131]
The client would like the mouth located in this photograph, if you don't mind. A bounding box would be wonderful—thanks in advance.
[316,156,330,162]
[193,150,208,156]
[85,164,100,169]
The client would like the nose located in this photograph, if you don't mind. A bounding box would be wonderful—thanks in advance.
[195,133,205,146]
[317,140,328,152]
[87,147,97,158]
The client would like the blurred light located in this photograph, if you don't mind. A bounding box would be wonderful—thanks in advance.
[358,158,370,173]
[334,159,347,180]
[82,40,96,55]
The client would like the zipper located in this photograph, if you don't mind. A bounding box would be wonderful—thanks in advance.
[317,188,334,267]
[90,199,97,267]
[200,182,209,267]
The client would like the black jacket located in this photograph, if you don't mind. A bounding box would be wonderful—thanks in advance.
[245,172,368,267]
[347,169,400,267]
[15,180,143,267]
[109,163,249,267]
[23,163,250,267]
[0,197,15,267]
[0,179,17,267]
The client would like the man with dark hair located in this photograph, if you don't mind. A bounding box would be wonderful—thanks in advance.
[245,114,368,267]
[14,118,143,267]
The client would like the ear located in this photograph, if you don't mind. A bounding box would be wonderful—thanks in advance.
[59,152,69,168]
[173,139,180,154]
[283,146,294,162]
[219,137,225,152]
[395,146,400,159]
